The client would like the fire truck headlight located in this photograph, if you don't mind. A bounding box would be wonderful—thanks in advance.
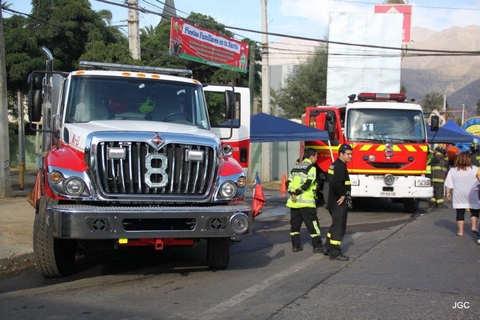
[220,181,237,198]
[237,176,246,187]
[230,213,249,234]
[65,177,86,196]
[49,171,64,183]
[415,178,431,187]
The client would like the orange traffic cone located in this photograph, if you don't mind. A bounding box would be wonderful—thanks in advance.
[280,173,287,197]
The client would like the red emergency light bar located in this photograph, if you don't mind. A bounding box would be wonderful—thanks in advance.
[357,92,406,102]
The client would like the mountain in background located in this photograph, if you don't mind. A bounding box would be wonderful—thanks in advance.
[270,25,480,119]
[402,26,480,118]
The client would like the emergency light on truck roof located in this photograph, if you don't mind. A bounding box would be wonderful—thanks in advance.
[357,92,406,103]
[79,61,193,76]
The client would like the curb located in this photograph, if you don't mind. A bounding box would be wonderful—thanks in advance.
[0,253,35,275]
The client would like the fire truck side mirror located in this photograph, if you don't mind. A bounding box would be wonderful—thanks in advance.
[224,90,235,120]
[326,111,335,138]
[27,72,44,123]
[430,115,440,132]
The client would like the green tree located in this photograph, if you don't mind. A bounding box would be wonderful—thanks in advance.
[421,92,444,114]
[476,98,480,116]
[4,0,128,96]
[274,46,328,119]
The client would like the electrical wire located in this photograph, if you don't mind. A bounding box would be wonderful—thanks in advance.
[4,1,480,57]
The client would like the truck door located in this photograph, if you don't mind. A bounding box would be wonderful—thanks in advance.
[204,85,250,173]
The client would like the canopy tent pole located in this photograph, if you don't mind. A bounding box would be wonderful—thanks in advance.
[286,141,289,177]
[328,140,334,162]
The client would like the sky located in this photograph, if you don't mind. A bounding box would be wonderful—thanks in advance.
[5,0,480,65]
[6,0,480,43]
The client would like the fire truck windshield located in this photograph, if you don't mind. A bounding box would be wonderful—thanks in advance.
[65,76,209,129]
[346,109,426,143]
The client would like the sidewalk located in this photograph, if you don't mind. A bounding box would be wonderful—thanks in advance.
[0,170,37,273]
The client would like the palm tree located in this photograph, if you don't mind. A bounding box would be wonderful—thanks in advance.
[140,25,156,38]
[1,2,12,9]
[97,9,112,26]
[421,92,444,114]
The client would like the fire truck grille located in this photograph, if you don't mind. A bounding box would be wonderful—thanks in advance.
[369,163,407,169]
[95,142,215,196]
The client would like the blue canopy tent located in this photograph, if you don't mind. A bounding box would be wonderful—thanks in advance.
[250,113,329,179]
[427,120,478,144]
[250,112,329,142]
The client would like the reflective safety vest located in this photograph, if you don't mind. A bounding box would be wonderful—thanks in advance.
[426,152,434,175]
[429,154,447,183]
[286,159,317,209]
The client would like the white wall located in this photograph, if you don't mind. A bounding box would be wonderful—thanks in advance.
[327,13,403,105]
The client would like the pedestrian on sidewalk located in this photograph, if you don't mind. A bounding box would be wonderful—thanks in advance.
[325,144,353,261]
[444,151,480,237]
[286,148,324,253]
[428,146,448,211]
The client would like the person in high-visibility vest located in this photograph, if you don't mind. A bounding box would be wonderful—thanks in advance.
[286,148,324,253]
[428,147,448,211]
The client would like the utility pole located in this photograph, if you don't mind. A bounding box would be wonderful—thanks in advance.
[248,42,255,115]
[261,0,271,183]
[0,2,12,198]
[127,0,140,59]
[18,91,25,190]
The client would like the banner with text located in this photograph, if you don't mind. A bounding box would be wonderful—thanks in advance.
[169,18,249,73]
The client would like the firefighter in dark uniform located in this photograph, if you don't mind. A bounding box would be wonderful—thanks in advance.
[470,139,480,199]
[325,144,353,261]
[428,146,448,211]
[470,139,480,167]
[286,148,324,253]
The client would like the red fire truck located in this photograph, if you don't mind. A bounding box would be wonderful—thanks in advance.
[302,92,433,213]
[27,48,252,277]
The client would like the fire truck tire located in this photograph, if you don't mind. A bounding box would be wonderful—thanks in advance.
[403,198,418,213]
[33,196,77,278]
[207,237,230,269]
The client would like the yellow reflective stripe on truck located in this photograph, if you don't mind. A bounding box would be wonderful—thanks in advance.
[350,169,426,174]
[306,144,426,152]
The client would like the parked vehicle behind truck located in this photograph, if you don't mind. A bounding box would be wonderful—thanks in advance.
[302,92,435,213]
[27,48,252,278]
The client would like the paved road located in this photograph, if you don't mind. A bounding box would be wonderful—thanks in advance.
[1,183,479,319]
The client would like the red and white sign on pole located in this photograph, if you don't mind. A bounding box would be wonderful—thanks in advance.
[374,4,412,43]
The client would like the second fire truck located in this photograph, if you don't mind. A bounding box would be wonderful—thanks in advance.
[302,92,434,213]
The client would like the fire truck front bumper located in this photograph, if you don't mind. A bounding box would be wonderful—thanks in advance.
[45,203,253,239]
[350,174,433,199]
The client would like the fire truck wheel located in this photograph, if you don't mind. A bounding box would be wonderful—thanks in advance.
[403,198,418,213]
[207,237,230,269]
[33,196,78,278]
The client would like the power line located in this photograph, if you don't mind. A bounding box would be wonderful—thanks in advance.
[333,0,480,11]
[5,1,480,57]
[1,7,64,28]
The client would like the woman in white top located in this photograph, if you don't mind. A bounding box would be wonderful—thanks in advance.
[445,152,480,236]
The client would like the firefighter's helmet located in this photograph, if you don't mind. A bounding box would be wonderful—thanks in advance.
[435,146,446,154]
[471,138,478,151]
[138,96,156,114]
